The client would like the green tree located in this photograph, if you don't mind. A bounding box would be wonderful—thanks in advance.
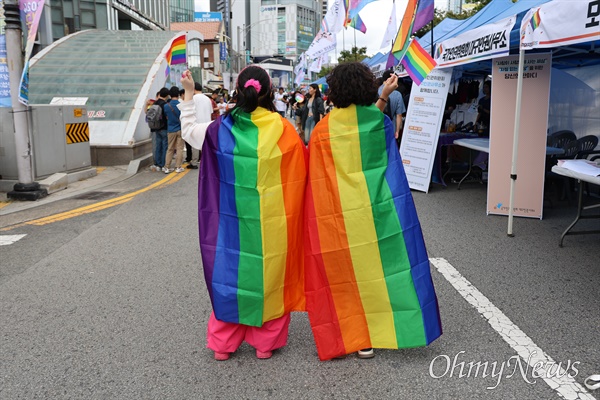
[317,65,335,79]
[338,46,369,63]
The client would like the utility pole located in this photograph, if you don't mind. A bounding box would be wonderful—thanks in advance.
[4,0,47,200]
[226,0,233,91]
[237,25,241,72]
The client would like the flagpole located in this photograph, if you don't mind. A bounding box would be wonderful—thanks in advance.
[430,19,434,57]
[354,26,357,60]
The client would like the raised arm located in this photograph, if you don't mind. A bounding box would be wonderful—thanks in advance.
[178,70,212,149]
[376,74,398,112]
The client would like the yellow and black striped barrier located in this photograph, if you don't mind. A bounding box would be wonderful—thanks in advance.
[66,122,90,144]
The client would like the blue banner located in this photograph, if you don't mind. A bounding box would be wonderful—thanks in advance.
[220,42,227,61]
[194,12,222,22]
[0,0,11,107]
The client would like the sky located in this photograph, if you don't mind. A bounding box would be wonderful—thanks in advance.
[194,0,448,61]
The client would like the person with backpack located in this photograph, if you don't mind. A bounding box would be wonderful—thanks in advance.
[146,87,169,171]
[378,69,406,146]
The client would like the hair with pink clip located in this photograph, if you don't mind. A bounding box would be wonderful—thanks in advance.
[244,79,262,93]
[234,65,276,113]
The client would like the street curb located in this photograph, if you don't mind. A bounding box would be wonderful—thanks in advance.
[0,155,151,216]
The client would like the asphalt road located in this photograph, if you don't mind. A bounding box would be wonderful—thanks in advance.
[1,168,598,399]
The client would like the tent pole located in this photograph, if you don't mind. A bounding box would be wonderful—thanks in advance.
[507,48,526,237]
[430,19,434,57]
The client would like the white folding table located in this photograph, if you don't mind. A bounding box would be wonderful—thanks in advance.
[551,165,600,247]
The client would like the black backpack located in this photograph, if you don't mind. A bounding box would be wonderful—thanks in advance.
[147,103,163,130]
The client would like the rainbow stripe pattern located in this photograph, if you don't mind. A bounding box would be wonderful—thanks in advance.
[349,13,367,33]
[199,108,307,327]
[390,0,418,64]
[414,0,435,32]
[305,105,442,360]
[529,9,541,31]
[169,34,187,65]
[401,39,437,86]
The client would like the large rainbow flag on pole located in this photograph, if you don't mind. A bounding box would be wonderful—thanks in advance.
[199,108,307,327]
[386,0,418,68]
[305,105,442,360]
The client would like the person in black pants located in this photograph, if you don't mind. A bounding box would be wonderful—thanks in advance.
[180,88,199,169]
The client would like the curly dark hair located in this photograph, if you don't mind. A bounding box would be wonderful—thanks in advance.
[326,62,378,108]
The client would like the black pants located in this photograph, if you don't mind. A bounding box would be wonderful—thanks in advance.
[185,141,192,163]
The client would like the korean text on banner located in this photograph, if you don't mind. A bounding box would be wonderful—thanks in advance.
[0,0,11,108]
[520,0,600,49]
[18,0,45,106]
[434,16,515,68]
[487,54,551,219]
[399,67,453,193]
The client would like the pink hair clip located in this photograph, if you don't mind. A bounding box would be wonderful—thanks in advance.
[244,79,262,93]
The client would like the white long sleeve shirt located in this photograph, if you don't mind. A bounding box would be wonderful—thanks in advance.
[177,100,212,150]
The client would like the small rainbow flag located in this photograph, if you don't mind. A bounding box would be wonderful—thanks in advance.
[529,8,541,31]
[169,34,187,65]
[401,38,437,86]
[199,107,307,327]
[305,105,442,360]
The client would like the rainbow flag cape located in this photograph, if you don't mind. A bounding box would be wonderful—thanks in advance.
[305,105,442,360]
[199,108,308,327]
[401,39,437,86]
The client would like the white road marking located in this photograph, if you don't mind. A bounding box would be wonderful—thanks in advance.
[430,257,595,400]
[0,234,27,246]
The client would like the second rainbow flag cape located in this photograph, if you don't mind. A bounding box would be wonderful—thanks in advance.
[305,105,442,360]
[199,108,307,327]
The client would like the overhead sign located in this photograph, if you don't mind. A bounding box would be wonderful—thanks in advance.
[434,16,516,68]
[194,12,222,22]
[520,0,600,49]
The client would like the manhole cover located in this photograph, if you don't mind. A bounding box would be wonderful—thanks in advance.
[73,191,119,200]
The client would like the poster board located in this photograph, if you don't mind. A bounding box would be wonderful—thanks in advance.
[400,67,453,192]
[487,53,551,218]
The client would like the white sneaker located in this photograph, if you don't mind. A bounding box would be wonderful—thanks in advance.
[357,348,375,359]
[163,167,171,174]
[175,167,185,173]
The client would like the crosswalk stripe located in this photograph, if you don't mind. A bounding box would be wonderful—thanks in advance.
[0,234,27,246]
[430,257,594,399]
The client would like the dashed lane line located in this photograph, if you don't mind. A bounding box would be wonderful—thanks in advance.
[0,169,189,232]
[430,257,595,400]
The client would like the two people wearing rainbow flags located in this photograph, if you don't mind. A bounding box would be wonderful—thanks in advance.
[177,63,442,362]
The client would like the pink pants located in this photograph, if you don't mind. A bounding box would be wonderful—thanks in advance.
[206,312,291,353]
